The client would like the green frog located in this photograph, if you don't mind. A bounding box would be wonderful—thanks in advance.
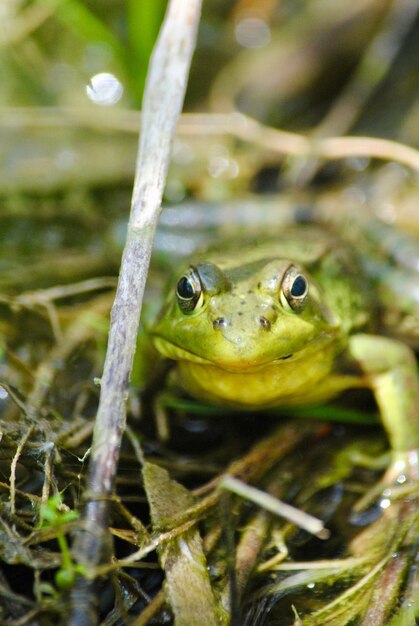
[150,222,419,496]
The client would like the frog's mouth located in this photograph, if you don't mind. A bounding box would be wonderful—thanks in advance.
[153,336,297,371]
[153,337,217,366]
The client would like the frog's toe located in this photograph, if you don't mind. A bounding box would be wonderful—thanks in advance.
[352,449,419,515]
[349,449,389,471]
[381,449,419,488]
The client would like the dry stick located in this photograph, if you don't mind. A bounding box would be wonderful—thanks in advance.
[9,426,34,515]
[214,114,419,173]
[219,475,329,539]
[3,107,419,174]
[68,1,202,624]
[130,589,166,626]
[313,0,419,139]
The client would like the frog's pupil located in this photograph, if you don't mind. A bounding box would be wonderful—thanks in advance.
[290,275,307,297]
[177,276,195,299]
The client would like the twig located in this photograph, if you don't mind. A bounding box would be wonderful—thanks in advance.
[3,107,419,173]
[130,589,166,626]
[94,519,199,577]
[68,1,202,624]
[219,475,329,540]
[26,293,111,414]
[313,0,419,138]
[94,422,319,577]
[215,114,419,173]
[9,426,34,516]
[0,2,58,47]
[12,277,117,304]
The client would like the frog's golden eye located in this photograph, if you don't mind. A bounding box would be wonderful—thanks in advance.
[280,266,309,312]
[176,269,204,313]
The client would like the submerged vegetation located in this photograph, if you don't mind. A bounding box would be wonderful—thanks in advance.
[0,1,418,624]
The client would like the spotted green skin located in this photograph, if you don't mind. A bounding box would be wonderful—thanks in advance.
[151,224,419,474]
[153,226,367,403]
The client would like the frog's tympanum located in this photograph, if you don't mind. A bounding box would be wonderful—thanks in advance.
[151,225,419,495]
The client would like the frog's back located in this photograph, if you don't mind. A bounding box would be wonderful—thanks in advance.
[333,216,419,348]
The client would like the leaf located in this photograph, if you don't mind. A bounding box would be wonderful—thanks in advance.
[142,461,225,626]
[127,0,166,99]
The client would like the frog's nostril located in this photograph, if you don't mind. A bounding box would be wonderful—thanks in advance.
[213,317,227,330]
[259,316,271,330]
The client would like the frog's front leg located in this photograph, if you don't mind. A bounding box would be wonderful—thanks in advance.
[139,356,175,440]
[348,334,419,504]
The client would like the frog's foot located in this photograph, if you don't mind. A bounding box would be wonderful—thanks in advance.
[349,449,389,471]
[347,335,419,516]
[352,449,419,515]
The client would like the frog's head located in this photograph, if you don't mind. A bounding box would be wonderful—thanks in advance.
[151,256,340,371]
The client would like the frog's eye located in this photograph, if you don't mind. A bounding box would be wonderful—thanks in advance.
[280,266,309,312]
[176,269,204,313]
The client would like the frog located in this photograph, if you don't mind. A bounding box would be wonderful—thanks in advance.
[150,222,419,500]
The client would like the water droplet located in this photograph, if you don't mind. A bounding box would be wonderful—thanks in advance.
[235,17,271,49]
[307,582,315,589]
[342,186,366,205]
[0,386,8,400]
[380,498,391,510]
[346,157,370,171]
[164,179,186,203]
[208,156,239,179]
[376,202,396,225]
[172,141,194,165]
[86,72,123,106]
[56,150,76,171]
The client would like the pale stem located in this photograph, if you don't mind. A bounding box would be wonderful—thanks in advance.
[68,0,202,623]
[219,474,330,540]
